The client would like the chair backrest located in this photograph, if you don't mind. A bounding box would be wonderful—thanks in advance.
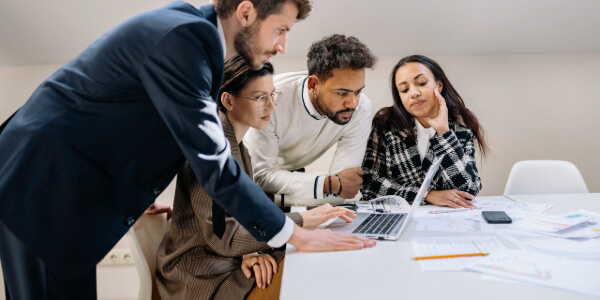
[127,213,169,300]
[504,160,589,195]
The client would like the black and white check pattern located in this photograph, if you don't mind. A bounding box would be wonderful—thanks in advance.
[361,120,482,203]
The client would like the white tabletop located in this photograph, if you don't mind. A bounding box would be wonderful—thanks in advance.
[280,194,600,300]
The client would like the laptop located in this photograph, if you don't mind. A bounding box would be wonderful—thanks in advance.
[327,154,446,240]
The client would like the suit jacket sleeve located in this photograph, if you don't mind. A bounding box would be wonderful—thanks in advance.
[137,22,285,241]
[198,196,303,257]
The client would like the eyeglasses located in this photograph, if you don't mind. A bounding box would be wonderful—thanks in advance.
[231,91,281,110]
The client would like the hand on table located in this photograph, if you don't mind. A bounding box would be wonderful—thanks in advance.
[288,224,376,252]
[425,190,476,209]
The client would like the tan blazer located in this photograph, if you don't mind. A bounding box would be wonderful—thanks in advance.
[155,111,302,300]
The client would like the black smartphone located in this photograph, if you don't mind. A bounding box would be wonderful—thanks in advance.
[482,211,512,224]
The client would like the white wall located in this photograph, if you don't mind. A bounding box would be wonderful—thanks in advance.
[1,52,599,299]
[270,53,600,195]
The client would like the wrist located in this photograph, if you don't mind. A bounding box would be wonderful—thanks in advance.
[335,175,342,197]
[422,190,430,205]
[287,224,307,248]
[435,127,449,136]
[323,175,340,197]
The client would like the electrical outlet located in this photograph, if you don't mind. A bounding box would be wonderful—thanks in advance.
[98,249,135,266]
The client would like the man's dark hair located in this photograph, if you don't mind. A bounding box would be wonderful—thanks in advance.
[218,55,275,112]
[307,34,377,81]
[213,0,312,21]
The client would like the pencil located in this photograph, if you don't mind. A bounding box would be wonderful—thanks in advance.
[413,252,489,260]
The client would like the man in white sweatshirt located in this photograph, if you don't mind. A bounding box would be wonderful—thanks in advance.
[244,34,377,207]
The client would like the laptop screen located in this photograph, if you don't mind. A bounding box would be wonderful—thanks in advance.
[408,154,446,214]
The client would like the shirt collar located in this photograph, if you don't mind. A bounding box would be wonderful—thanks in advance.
[301,77,327,120]
[414,118,436,137]
[216,16,227,59]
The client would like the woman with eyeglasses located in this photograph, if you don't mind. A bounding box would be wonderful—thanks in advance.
[361,55,488,208]
[155,55,357,300]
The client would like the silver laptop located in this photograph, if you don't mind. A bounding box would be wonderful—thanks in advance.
[327,154,445,240]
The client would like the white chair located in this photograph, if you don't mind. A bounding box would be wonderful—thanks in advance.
[127,213,169,300]
[504,160,589,195]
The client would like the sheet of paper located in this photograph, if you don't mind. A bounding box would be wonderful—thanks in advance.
[504,201,553,214]
[498,229,600,258]
[411,236,505,271]
[480,274,527,285]
[549,209,600,239]
[468,250,600,297]
[510,211,595,233]
[414,198,552,219]
[415,216,494,233]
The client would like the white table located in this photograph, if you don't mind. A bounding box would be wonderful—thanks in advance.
[280,194,600,300]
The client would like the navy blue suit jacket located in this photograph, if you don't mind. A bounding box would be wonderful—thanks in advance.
[0,1,285,279]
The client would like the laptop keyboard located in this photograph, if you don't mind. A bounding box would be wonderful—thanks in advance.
[353,213,405,235]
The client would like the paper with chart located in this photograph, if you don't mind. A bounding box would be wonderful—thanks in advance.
[413,198,552,221]
[509,210,595,233]
[547,209,600,239]
[412,198,552,232]
[415,215,495,233]
[498,229,600,258]
[467,250,600,297]
[411,236,505,271]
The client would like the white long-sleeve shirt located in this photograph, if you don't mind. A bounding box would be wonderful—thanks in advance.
[244,71,374,206]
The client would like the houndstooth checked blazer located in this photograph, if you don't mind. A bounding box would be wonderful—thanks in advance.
[155,111,303,300]
[361,119,482,203]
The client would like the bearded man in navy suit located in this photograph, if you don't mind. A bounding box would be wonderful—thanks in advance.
[0,1,375,298]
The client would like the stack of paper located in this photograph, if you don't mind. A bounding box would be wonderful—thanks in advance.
[498,229,600,258]
[413,198,553,233]
[547,209,600,239]
[468,250,600,297]
[411,236,505,271]
[510,210,596,233]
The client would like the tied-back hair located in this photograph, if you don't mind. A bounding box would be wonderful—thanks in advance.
[374,54,488,157]
[218,55,274,112]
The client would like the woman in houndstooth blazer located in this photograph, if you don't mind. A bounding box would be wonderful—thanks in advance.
[155,56,357,300]
[361,55,488,208]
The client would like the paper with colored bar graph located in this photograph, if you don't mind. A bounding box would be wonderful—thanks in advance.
[546,209,600,239]
[509,210,595,233]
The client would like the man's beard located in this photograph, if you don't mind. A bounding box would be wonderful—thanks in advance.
[314,92,356,125]
[234,21,276,70]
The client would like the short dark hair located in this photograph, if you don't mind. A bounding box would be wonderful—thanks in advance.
[218,55,275,112]
[213,0,312,21]
[307,34,377,81]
